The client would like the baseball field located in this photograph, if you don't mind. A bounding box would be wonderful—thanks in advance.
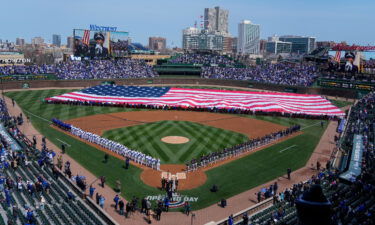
[5,88,331,210]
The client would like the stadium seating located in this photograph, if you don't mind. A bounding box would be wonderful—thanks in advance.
[201,63,318,87]
[224,92,375,225]
[0,100,110,225]
[0,58,158,80]
[168,53,237,66]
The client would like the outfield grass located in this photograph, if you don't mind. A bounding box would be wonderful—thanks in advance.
[5,89,327,210]
[328,99,353,108]
[172,85,256,91]
[103,120,248,164]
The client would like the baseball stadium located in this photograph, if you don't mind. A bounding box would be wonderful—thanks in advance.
[0,4,375,225]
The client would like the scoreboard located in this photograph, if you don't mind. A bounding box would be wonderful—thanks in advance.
[319,79,375,91]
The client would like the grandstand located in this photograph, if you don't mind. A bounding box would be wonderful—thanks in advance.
[154,53,243,76]
[0,100,116,225]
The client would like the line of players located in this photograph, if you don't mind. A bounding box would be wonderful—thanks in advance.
[69,125,161,170]
[186,125,301,172]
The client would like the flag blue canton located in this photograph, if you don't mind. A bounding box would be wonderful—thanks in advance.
[80,85,171,97]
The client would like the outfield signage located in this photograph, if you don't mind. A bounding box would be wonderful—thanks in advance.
[319,79,375,91]
[340,134,363,182]
[146,193,198,208]
[0,74,49,81]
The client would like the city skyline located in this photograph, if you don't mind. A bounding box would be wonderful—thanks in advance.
[1,0,374,47]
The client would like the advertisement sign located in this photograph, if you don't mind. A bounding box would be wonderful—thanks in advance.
[146,193,198,208]
[340,134,364,182]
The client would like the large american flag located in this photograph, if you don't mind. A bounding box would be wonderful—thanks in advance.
[46,85,345,116]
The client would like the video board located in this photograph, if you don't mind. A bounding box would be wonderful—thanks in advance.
[73,28,129,59]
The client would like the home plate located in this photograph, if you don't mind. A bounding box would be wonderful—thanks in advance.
[161,172,186,180]
[176,172,186,180]
[161,172,169,179]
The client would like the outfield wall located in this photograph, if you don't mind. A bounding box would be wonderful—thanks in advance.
[0,78,357,98]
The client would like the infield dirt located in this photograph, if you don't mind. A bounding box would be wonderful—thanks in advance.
[63,110,297,190]
[66,110,285,138]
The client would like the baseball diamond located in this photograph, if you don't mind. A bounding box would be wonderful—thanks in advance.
[65,110,288,164]
[102,120,249,164]
[5,88,330,210]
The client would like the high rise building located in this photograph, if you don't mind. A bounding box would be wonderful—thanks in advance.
[31,37,44,45]
[278,35,316,54]
[231,37,238,53]
[67,36,74,49]
[16,38,25,46]
[182,27,224,51]
[148,37,166,51]
[204,6,229,34]
[237,20,260,55]
[223,36,237,53]
[259,39,267,54]
[52,34,61,47]
[265,41,292,54]
[182,27,200,50]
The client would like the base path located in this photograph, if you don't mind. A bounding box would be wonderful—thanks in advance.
[65,110,285,139]
[64,110,290,190]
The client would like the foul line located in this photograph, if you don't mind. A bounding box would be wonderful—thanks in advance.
[279,145,297,153]
[301,122,322,130]
[23,109,51,123]
[56,138,71,147]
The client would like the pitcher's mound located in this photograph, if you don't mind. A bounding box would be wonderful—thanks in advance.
[161,136,189,144]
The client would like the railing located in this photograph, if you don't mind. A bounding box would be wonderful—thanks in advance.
[214,198,273,225]
[53,164,120,225]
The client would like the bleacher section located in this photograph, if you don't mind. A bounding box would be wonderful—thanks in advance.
[155,53,243,76]
[0,100,115,225]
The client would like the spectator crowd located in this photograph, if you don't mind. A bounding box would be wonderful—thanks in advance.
[169,53,236,66]
[0,65,55,76]
[201,63,318,87]
[55,58,157,80]
[0,58,158,80]
[363,60,375,74]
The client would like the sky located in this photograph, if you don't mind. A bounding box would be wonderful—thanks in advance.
[1,0,374,47]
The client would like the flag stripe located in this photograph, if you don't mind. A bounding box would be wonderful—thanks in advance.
[82,30,90,46]
[46,86,345,116]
